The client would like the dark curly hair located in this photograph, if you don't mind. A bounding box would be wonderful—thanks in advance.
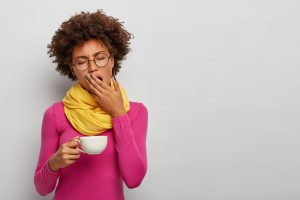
[47,9,134,81]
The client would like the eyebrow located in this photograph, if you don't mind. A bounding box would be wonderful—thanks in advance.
[73,51,106,59]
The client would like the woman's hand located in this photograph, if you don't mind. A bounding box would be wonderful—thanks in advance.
[85,73,127,118]
[48,136,81,172]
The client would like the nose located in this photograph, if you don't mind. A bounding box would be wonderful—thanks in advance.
[87,59,98,73]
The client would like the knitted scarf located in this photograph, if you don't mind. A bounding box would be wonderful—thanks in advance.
[63,80,130,135]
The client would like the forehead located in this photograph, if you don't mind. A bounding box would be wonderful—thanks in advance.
[72,39,109,57]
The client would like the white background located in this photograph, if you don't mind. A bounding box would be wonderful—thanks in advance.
[0,0,299,199]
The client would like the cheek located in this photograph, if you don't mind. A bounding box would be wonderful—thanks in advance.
[102,68,113,80]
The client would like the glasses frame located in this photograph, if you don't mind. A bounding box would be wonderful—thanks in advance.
[72,53,112,71]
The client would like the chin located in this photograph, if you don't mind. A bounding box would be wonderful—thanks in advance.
[79,82,91,92]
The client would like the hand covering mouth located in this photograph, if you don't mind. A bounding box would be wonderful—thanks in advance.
[86,73,103,81]
[92,74,103,81]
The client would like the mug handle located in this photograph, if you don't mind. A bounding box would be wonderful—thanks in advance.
[73,139,85,153]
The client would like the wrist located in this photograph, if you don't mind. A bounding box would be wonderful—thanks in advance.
[48,157,59,172]
[111,109,127,118]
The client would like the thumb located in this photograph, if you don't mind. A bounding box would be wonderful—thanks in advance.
[71,136,80,142]
[67,136,80,148]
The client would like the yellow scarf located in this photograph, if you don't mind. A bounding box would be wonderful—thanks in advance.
[63,80,130,135]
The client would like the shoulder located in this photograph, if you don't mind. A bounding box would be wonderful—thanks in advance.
[43,100,64,116]
[128,101,148,121]
[42,101,65,132]
[129,101,148,113]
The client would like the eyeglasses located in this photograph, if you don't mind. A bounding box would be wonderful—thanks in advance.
[72,53,111,71]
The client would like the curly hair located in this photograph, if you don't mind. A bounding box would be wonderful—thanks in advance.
[47,9,134,81]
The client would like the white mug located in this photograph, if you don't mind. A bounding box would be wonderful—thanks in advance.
[76,136,107,155]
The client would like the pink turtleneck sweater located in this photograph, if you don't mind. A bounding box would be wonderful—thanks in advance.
[34,101,148,200]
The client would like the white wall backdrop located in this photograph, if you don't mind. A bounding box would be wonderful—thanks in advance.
[0,0,299,199]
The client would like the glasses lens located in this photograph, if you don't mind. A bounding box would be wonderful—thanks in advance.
[73,54,109,70]
[95,54,109,67]
[75,58,88,70]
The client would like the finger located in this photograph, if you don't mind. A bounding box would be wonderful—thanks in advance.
[88,81,104,100]
[91,74,111,91]
[86,74,105,97]
[65,154,80,160]
[65,139,79,148]
[71,136,80,145]
[64,148,81,155]
[71,136,79,142]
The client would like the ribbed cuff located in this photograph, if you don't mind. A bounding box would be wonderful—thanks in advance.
[112,114,134,151]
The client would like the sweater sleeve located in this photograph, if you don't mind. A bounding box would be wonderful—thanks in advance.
[112,103,148,189]
[34,105,60,196]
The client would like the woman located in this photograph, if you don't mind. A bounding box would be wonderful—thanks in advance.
[34,10,148,200]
